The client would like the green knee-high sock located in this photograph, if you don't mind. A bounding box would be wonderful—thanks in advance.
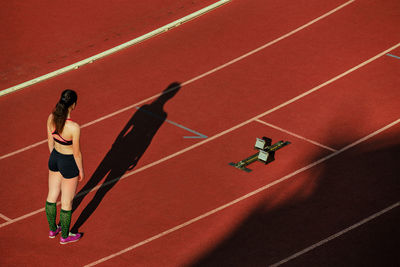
[45,201,57,231]
[60,209,72,238]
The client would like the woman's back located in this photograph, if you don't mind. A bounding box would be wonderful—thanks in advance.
[48,114,78,155]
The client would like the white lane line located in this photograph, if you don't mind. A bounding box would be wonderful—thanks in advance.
[270,202,400,267]
[0,140,47,160]
[0,0,231,97]
[0,201,61,228]
[1,44,398,229]
[0,213,12,222]
[255,119,337,152]
[0,0,356,160]
[181,0,356,86]
[84,119,400,267]
[0,209,44,227]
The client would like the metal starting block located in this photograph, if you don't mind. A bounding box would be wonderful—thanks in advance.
[229,137,290,172]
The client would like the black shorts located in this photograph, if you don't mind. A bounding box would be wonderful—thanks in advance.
[48,149,79,179]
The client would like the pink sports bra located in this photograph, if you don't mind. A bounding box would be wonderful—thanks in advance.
[52,118,73,146]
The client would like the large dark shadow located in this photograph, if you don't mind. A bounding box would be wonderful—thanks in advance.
[189,129,400,266]
[71,82,181,233]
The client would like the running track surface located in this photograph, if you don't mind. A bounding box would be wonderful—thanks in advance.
[1,0,399,266]
[0,0,217,89]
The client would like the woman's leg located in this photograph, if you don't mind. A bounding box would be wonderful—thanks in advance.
[45,171,62,231]
[47,170,62,202]
[60,176,78,239]
[60,176,78,210]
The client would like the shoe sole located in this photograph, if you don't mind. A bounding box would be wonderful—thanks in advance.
[49,229,62,238]
[60,237,81,244]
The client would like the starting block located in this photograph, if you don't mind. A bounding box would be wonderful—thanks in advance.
[229,137,290,172]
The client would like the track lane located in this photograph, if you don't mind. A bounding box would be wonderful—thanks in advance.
[280,205,399,266]
[0,0,218,89]
[260,54,400,150]
[0,0,400,267]
[0,109,207,218]
[1,0,398,218]
[0,0,350,155]
[0,121,331,266]
[2,68,399,263]
[86,121,400,267]
[0,0,398,224]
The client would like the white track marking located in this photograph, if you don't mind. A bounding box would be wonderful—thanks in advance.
[0,201,61,228]
[0,0,357,160]
[255,119,337,152]
[0,213,11,222]
[0,140,47,160]
[84,118,400,267]
[181,0,356,86]
[0,0,231,97]
[1,44,399,229]
[0,209,44,227]
[270,202,400,267]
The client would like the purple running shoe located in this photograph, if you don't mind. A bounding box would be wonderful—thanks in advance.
[60,232,82,244]
[49,225,61,238]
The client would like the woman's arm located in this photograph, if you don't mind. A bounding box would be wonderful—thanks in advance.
[47,115,55,153]
[71,123,84,181]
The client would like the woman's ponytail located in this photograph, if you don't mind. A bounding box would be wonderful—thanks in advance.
[52,89,77,133]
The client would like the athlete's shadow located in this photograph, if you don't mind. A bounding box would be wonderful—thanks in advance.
[71,82,181,233]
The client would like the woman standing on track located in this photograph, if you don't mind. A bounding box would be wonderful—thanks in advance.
[45,89,84,244]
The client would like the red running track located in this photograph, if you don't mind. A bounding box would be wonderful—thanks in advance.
[0,0,217,89]
[0,0,399,266]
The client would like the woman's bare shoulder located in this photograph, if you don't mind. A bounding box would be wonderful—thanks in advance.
[66,120,80,132]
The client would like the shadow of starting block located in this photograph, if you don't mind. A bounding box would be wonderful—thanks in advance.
[229,137,290,172]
